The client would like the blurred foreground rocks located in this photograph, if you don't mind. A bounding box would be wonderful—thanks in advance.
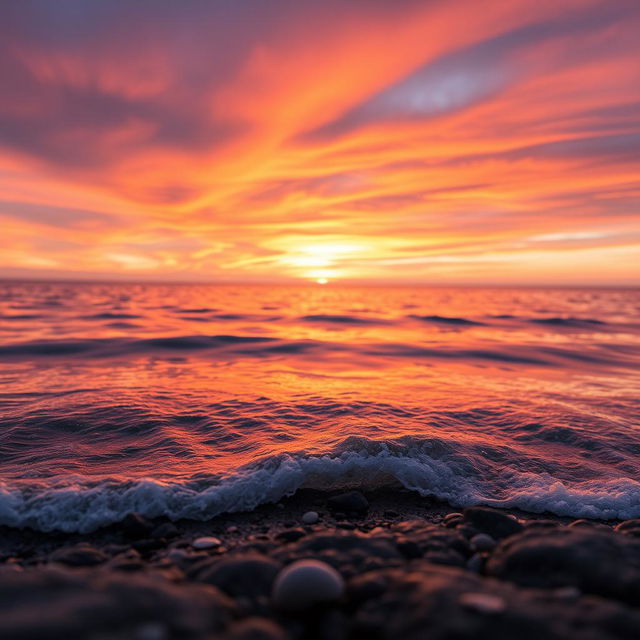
[2,500,640,639]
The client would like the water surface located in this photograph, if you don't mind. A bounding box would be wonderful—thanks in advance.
[1,282,639,531]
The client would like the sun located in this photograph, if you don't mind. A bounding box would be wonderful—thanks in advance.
[315,277,329,285]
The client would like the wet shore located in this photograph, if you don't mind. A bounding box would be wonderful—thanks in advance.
[1,489,639,639]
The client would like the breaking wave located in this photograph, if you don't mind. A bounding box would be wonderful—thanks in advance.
[2,437,639,533]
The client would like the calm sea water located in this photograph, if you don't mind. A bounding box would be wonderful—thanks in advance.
[0,281,639,531]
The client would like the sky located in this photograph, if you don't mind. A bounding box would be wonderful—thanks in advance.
[1,0,639,286]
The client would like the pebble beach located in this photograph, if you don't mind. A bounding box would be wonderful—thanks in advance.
[2,489,640,639]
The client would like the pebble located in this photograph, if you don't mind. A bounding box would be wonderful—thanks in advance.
[327,491,369,514]
[302,511,320,524]
[459,592,506,614]
[444,512,464,523]
[276,528,306,543]
[49,544,108,567]
[226,526,239,533]
[195,554,281,599]
[192,537,222,550]
[272,559,345,611]
[470,533,496,552]
[463,507,523,539]
[443,513,464,528]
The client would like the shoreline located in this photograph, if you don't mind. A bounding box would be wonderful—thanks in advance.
[2,488,639,638]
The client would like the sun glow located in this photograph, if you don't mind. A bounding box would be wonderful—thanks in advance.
[278,242,366,281]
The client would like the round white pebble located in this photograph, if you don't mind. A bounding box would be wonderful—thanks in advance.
[273,559,345,611]
[302,511,320,524]
[192,536,222,550]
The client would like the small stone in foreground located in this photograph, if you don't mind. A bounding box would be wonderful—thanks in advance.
[192,537,222,550]
[273,559,345,611]
[302,511,320,524]
[459,592,506,614]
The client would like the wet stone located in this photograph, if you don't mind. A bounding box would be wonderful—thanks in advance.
[470,533,496,552]
[272,559,345,611]
[192,536,222,550]
[275,528,306,543]
[302,511,320,524]
[463,507,523,539]
[151,522,179,539]
[327,491,369,514]
[49,544,108,567]
[487,528,640,605]
[0,566,234,638]
[192,554,281,599]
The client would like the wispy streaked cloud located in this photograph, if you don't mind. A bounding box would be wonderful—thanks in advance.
[1,0,639,284]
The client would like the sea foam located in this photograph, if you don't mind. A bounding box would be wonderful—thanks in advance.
[1,437,639,533]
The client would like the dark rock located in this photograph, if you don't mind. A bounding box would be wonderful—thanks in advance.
[276,531,402,578]
[353,563,640,640]
[108,558,145,572]
[392,521,470,566]
[327,491,369,514]
[275,528,306,543]
[49,544,108,567]
[193,554,281,599]
[152,522,179,539]
[384,510,399,519]
[463,507,523,539]
[487,528,640,605]
[456,524,481,539]
[336,522,356,530]
[395,538,422,559]
[470,533,496,552]
[132,538,166,553]
[120,512,153,539]
[0,566,234,639]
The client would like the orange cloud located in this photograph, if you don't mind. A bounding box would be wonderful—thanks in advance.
[1,0,639,285]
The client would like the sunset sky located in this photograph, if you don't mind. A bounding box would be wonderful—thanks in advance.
[1,0,639,286]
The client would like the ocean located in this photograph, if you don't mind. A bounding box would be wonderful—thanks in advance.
[0,281,638,532]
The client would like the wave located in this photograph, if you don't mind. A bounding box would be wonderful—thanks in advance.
[300,314,383,325]
[530,317,608,328]
[0,334,638,369]
[2,437,639,533]
[409,314,485,326]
